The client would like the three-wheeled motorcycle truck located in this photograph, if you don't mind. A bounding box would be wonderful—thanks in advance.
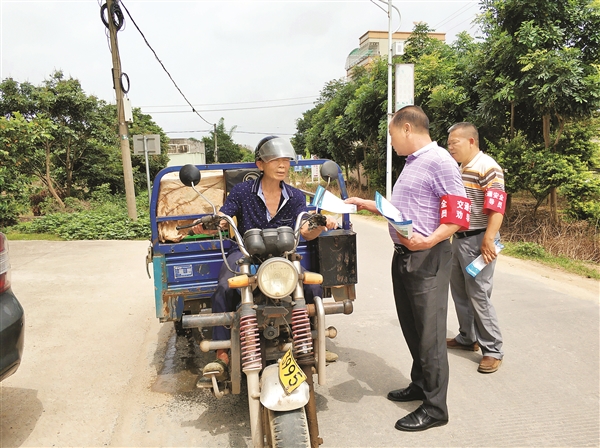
[146,159,357,448]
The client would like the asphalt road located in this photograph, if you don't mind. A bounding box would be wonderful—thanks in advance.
[1,215,598,447]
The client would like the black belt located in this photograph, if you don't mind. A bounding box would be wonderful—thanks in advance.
[394,244,415,255]
[455,228,486,239]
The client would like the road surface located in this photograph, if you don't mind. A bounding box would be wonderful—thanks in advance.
[1,215,598,447]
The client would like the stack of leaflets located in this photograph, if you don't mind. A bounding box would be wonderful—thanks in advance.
[374,192,413,239]
[311,185,357,214]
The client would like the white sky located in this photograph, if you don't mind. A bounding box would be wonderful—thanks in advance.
[0,0,481,148]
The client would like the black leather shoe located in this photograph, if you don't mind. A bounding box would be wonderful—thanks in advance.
[395,406,448,432]
[387,385,425,402]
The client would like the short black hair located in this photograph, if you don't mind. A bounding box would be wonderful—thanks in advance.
[391,105,430,134]
[448,122,479,146]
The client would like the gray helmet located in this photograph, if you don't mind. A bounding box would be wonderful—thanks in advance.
[255,136,297,162]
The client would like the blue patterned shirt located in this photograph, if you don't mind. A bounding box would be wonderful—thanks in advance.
[220,174,308,236]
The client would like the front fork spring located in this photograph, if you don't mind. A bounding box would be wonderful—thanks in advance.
[291,307,314,364]
[240,314,261,371]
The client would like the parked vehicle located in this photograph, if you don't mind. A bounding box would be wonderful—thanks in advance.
[0,232,25,382]
[147,160,357,447]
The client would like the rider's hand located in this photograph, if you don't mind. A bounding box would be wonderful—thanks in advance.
[324,215,338,230]
[191,221,220,235]
[190,222,206,235]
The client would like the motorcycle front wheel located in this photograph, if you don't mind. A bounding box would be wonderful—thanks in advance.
[266,407,310,448]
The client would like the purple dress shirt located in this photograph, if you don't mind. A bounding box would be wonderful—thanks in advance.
[389,141,466,244]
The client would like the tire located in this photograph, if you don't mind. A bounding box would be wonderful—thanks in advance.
[174,319,189,337]
[267,407,310,448]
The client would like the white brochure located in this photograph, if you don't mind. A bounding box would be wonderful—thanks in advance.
[312,185,357,214]
[375,191,413,239]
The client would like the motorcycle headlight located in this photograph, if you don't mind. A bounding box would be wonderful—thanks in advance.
[256,258,298,299]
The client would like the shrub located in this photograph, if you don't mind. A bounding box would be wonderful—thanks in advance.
[511,241,546,258]
[11,194,151,240]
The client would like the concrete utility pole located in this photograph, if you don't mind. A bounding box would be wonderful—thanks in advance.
[107,0,137,220]
[386,0,394,200]
[213,123,218,163]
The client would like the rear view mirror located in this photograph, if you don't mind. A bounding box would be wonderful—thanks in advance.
[179,164,201,187]
[320,160,340,183]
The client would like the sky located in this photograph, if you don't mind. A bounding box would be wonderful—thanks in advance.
[0,0,482,149]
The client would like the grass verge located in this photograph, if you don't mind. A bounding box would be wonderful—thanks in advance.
[501,241,599,280]
[5,233,64,241]
[355,212,599,280]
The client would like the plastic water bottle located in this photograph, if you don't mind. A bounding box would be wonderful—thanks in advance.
[465,240,504,277]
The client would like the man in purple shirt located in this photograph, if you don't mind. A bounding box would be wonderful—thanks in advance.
[346,105,467,432]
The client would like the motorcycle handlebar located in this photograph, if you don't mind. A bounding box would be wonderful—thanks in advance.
[197,211,322,258]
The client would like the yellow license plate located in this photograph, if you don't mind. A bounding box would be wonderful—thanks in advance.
[278,348,307,395]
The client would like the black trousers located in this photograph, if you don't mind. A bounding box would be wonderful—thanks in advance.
[391,240,451,420]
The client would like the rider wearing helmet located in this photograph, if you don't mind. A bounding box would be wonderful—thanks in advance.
[192,136,338,384]
[254,135,297,162]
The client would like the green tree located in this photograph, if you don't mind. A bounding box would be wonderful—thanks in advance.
[0,71,169,212]
[476,0,600,220]
[203,118,246,163]
[1,72,116,205]
[0,112,44,225]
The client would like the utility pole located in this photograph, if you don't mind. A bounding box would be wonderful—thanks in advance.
[106,0,137,220]
[213,123,218,163]
[386,0,394,200]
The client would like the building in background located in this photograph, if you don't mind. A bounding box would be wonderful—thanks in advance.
[345,30,446,76]
[167,138,206,166]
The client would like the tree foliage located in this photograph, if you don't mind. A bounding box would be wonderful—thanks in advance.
[202,118,250,163]
[0,71,168,224]
[294,4,600,225]
[475,0,600,220]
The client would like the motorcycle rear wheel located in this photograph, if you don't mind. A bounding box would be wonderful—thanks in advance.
[266,407,310,448]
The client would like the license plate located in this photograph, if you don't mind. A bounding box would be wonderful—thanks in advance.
[278,348,307,395]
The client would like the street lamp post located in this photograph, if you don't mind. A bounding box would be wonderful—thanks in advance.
[386,0,394,200]
[373,0,401,199]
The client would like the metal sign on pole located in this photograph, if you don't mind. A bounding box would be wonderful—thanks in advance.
[133,134,161,203]
[311,155,320,182]
[395,64,415,111]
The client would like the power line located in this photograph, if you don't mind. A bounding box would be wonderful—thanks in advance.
[118,0,213,126]
[433,2,477,30]
[444,9,481,34]
[139,95,318,109]
[144,101,314,114]
[165,129,295,136]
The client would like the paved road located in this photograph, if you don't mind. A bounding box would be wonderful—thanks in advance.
[1,215,598,447]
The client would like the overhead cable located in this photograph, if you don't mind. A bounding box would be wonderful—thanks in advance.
[139,95,318,109]
[433,2,479,31]
[165,129,295,136]
[144,102,314,114]
[118,0,213,126]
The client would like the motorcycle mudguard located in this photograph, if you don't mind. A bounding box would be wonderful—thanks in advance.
[259,364,310,411]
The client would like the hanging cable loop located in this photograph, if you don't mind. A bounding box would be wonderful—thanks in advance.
[120,72,130,93]
[100,2,124,31]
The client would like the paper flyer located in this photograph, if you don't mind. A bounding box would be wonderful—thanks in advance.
[312,185,357,214]
[374,191,413,239]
